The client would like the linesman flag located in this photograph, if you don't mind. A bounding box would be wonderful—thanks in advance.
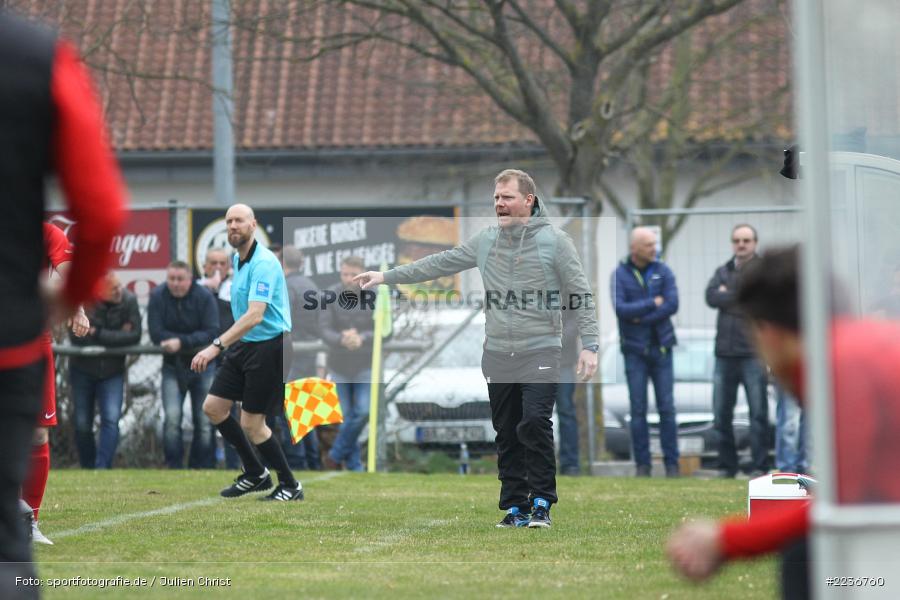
[284,377,343,443]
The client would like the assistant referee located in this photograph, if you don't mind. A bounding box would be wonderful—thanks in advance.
[191,204,302,501]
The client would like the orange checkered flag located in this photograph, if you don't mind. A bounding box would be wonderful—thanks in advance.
[284,377,343,444]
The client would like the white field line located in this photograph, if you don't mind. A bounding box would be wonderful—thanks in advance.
[52,471,347,540]
[352,518,452,554]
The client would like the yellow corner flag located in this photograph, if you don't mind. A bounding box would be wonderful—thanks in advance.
[367,261,392,472]
[284,377,343,444]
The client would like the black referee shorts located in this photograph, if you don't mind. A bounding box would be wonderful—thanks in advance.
[209,333,293,415]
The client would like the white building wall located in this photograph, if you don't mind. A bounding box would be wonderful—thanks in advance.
[49,157,799,337]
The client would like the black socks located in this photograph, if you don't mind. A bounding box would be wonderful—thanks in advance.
[255,436,297,488]
[216,416,264,476]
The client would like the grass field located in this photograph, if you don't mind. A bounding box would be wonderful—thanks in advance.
[30,470,777,599]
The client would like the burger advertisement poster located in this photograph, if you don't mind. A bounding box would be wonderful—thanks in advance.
[192,207,458,293]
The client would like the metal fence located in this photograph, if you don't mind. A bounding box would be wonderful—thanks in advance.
[625,205,803,330]
[50,319,433,468]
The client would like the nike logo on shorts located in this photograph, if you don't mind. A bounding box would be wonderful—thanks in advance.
[44,412,56,419]
[538,366,552,370]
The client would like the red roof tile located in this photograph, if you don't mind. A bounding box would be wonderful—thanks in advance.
[9,0,791,152]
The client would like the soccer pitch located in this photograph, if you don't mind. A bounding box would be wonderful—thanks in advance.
[32,470,776,599]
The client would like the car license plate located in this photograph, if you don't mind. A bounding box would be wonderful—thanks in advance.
[416,426,486,443]
[650,436,704,455]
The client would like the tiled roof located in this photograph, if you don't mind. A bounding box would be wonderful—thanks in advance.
[10,0,790,153]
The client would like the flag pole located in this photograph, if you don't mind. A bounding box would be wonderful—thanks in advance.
[367,264,390,473]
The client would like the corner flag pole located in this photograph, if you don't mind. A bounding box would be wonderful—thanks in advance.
[367,263,392,473]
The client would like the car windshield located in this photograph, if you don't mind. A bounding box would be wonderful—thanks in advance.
[601,337,715,384]
[428,322,484,368]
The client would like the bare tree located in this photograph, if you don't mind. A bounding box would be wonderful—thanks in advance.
[249,0,790,233]
[9,1,789,236]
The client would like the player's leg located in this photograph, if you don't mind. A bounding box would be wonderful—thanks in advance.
[484,350,529,527]
[518,348,559,529]
[0,360,44,571]
[205,345,272,496]
[22,342,55,537]
[240,336,302,501]
[205,393,270,492]
[241,410,302,501]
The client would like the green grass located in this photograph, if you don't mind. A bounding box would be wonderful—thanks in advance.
[32,470,776,599]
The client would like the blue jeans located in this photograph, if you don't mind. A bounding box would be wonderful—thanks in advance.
[775,386,808,473]
[329,369,371,472]
[162,364,217,469]
[70,366,125,469]
[556,366,579,473]
[623,348,679,468]
[713,357,770,474]
[267,412,322,470]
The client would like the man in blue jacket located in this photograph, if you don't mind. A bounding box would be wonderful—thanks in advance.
[611,227,680,477]
[149,261,220,468]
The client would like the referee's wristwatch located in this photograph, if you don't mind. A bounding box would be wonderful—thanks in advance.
[212,338,227,351]
[584,343,600,353]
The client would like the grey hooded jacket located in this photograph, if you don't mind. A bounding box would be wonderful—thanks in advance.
[383,199,599,353]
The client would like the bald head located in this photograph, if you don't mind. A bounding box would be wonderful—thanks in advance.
[102,272,124,303]
[630,227,658,267]
[226,203,255,221]
[225,203,257,252]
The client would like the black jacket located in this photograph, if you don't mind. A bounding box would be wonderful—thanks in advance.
[286,271,319,341]
[705,255,758,358]
[0,12,55,349]
[69,290,142,378]
[319,283,378,377]
[147,282,219,367]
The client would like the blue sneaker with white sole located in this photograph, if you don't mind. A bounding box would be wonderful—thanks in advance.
[528,498,552,528]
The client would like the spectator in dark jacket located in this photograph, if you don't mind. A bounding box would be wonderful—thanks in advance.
[199,247,235,334]
[284,246,320,380]
[198,247,240,468]
[69,274,141,468]
[705,224,769,477]
[320,256,377,471]
[148,261,219,469]
[611,227,680,477]
[269,245,321,470]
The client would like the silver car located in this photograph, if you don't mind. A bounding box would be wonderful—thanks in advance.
[383,309,558,455]
[602,329,776,464]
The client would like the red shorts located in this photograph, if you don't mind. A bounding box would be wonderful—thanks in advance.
[37,335,57,427]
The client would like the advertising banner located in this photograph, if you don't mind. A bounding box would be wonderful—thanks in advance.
[46,209,171,305]
[190,207,457,292]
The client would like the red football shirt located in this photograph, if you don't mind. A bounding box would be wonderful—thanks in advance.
[43,222,73,271]
[719,319,900,559]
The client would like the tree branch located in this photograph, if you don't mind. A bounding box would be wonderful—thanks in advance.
[507,0,576,71]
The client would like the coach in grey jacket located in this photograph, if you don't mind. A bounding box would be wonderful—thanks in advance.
[355,169,599,529]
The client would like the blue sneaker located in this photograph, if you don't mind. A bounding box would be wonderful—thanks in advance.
[496,506,531,528]
[528,498,552,528]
